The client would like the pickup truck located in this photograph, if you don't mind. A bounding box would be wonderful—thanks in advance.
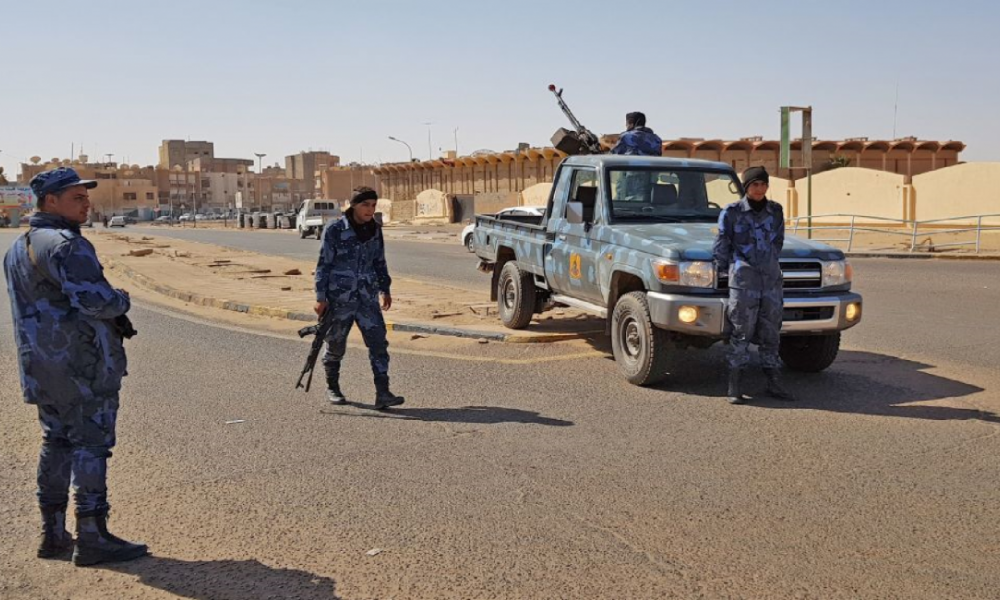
[473,155,863,386]
[297,199,342,239]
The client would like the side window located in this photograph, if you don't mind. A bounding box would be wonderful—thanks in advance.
[549,166,574,217]
[566,168,599,223]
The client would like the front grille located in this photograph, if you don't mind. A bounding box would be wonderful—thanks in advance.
[716,259,823,291]
[783,306,835,322]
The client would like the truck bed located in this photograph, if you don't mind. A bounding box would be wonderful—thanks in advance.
[473,213,548,273]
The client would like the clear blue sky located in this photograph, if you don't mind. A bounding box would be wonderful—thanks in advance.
[2,0,997,179]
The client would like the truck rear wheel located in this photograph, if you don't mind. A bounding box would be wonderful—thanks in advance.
[779,333,841,372]
[299,227,308,239]
[316,227,322,240]
[497,262,536,329]
[611,292,670,386]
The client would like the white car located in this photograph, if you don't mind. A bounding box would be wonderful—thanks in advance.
[462,206,545,252]
[109,216,127,228]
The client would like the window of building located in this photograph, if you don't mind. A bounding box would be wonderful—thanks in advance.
[146,192,155,200]
[123,193,137,201]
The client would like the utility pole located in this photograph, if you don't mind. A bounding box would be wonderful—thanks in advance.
[423,121,433,160]
[254,153,266,211]
[780,106,813,238]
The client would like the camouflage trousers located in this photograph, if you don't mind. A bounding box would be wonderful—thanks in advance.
[36,395,118,516]
[322,298,390,384]
[727,287,783,370]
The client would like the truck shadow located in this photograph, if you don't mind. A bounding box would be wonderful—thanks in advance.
[321,404,574,427]
[653,347,997,424]
[100,555,339,600]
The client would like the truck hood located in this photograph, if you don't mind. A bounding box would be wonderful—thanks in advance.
[608,222,845,261]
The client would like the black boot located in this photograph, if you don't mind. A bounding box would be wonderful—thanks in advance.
[764,368,795,401]
[38,505,74,559]
[72,512,149,567]
[325,369,347,405]
[374,378,404,410]
[727,369,748,405]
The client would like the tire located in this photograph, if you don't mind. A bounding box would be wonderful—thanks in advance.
[315,227,322,240]
[779,332,841,372]
[611,291,671,386]
[299,227,307,239]
[465,234,475,253]
[497,262,536,330]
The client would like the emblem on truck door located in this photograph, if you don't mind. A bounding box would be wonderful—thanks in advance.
[569,253,582,279]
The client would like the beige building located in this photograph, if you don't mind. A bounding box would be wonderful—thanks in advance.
[19,159,160,216]
[285,151,339,196]
[375,137,966,204]
[319,165,379,201]
[158,140,214,169]
[188,157,254,174]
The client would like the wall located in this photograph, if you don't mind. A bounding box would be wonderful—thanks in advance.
[805,168,906,223]
[913,163,1000,224]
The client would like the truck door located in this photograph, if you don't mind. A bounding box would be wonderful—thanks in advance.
[546,167,604,304]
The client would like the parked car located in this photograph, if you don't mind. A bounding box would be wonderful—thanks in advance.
[473,154,863,385]
[178,213,194,222]
[296,199,342,239]
[154,215,175,224]
[109,216,127,228]
[462,206,546,252]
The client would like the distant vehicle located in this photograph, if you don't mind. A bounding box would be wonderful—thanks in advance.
[109,216,127,228]
[462,206,546,252]
[124,216,137,224]
[179,213,193,222]
[296,199,342,240]
[154,215,175,224]
[195,214,209,221]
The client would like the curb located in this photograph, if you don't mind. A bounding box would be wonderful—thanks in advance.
[106,259,593,344]
[845,252,1000,261]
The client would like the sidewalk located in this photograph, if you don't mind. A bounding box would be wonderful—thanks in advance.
[87,230,603,343]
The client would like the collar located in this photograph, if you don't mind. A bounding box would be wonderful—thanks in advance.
[29,212,80,232]
[737,196,774,214]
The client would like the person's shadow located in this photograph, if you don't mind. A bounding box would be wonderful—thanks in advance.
[102,556,339,600]
[322,404,574,427]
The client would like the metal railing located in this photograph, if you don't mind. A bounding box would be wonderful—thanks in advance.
[788,213,1000,253]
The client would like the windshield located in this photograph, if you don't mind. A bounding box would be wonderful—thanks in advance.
[607,168,741,222]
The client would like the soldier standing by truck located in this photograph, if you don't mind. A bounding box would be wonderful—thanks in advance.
[714,166,795,404]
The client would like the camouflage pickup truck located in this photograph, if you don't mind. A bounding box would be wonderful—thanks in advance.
[473,155,863,385]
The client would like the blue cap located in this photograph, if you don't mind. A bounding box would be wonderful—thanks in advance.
[30,167,98,202]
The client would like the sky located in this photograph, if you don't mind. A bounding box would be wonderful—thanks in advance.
[2,0,998,180]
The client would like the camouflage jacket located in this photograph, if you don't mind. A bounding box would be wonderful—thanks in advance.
[713,197,785,291]
[4,213,130,405]
[315,215,391,304]
[610,127,663,156]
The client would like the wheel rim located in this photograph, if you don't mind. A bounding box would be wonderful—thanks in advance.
[619,315,643,364]
[467,236,474,251]
[502,278,517,311]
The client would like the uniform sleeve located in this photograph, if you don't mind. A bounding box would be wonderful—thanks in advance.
[610,132,628,155]
[315,223,336,302]
[52,238,130,320]
[773,205,785,252]
[375,228,392,295]
[713,209,734,271]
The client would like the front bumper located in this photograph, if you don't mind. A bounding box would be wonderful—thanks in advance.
[646,291,863,337]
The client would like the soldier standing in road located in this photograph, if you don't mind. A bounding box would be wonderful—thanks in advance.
[3,167,148,565]
[713,166,795,404]
[314,187,405,410]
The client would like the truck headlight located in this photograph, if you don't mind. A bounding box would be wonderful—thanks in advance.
[652,260,715,288]
[822,260,852,288]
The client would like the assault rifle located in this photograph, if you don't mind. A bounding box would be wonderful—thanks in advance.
[295,308,336,392]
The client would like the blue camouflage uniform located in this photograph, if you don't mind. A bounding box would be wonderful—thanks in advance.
[713,197,785,370]
[4,212,130,516]
[315,214,392,387]
[610,127,663,156]
[611,127,663,201]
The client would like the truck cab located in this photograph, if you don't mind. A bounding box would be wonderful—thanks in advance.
[474,155,863,385]
[297,199,342,240]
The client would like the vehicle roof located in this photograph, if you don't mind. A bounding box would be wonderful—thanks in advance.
[563,155,734,171]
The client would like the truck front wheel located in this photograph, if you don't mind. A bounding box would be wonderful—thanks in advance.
[299,227,308,239]
[497,262,536,329]
[611,292,670,386]
[779,332,841,372]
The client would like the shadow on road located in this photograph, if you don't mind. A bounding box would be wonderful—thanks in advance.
[322,404,574,427]
[102,556,339,599]
[640,346,997,423]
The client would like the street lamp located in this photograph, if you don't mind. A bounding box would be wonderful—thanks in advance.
[422,121,433,160]
[387,136,413,162]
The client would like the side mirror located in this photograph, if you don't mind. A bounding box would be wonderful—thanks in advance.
[566,201,584,225]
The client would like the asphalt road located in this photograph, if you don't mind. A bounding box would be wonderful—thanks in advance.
[1,227,999,599]
[126,225,484,291]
